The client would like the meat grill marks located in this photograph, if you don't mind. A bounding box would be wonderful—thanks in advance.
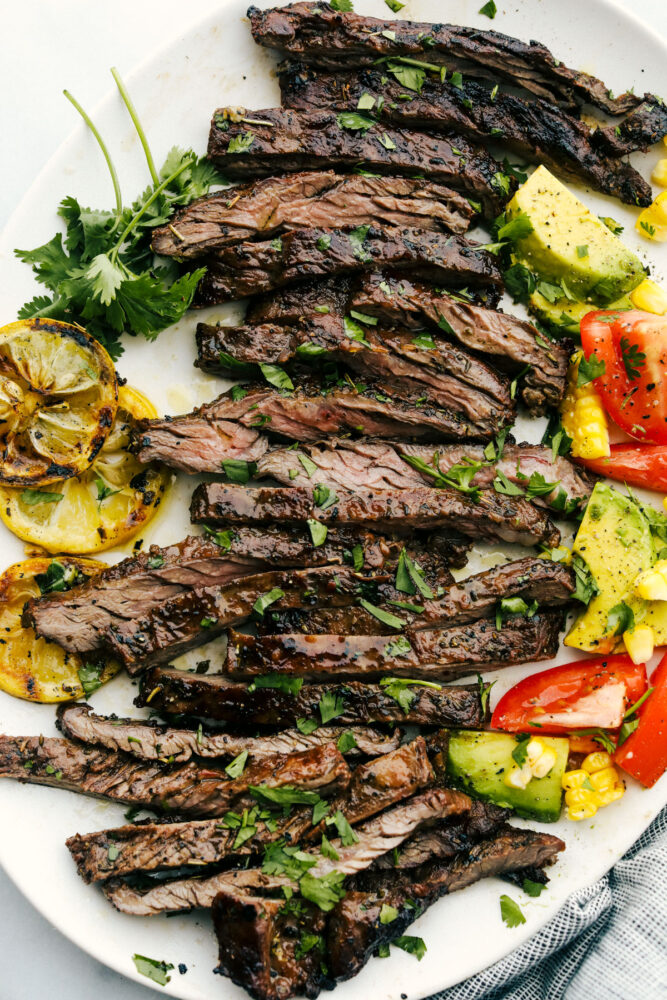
[594,97,667,158]
[225,611,565,684]
[257,555,576,636]
[194,224,504,307]
[253,437,591,511]
[136,667,486,728]
[0,736,350,819]
[57,703,401,763]
[151,171,476,258]
[207,108,510,219]
[246,272,568,414]
[25,526,455,657]
[248,2,641,114]
[325,826,565,986]
[130,375,513,477]
[280,65,653,207]
[195,315,515,424]
[190,484,561,548]
[67,741,446,883]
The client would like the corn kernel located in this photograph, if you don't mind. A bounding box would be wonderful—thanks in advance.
[595,784,625,807]
[565,788,596,807]
[504,763,532,789]
[560,353,610,460]
[582,751,613,773]
[568,802,598,821]
[623,625,655,665]
[653,159,667,187]
[589,767,621,793]
[562,769,589,791]
[636,191,667,242]
[635,561,667,601]
[630,278,667,315]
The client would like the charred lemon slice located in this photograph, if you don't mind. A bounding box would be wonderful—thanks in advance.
[0,556,119,702]
[0,318,118,486]
[0,386,171,553]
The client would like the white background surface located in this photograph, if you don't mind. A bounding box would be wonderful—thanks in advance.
[1,1,666,998]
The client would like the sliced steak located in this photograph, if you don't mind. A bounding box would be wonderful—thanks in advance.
[57,704,400,763]
[224,611,564,683]
[246,276,353,326]
[207,107,510,218]
[326,824,565,982]
[103,565,372,673]
[190,484,561,548]
[253,437,591,514]
[248,2,641,113]
[594,96,667,157]
[25,526,452,656]
[131,376,512,475]
[257,556,576,636]
[351,272,570,414]
[0,736,350,819]
[103,869,292,917]
[136,667,486,728]
[281,66,653,207]
[195,315,514,423]
[151,171,475,258]
[194,225,504,306]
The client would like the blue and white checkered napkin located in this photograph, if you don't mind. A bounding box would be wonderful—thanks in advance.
[434,806,667,1000]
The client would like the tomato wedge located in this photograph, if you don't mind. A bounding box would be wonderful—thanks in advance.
[576,443,667,493]
[615,650,667,787]
[491,654,648,735]
[580,310,667,445]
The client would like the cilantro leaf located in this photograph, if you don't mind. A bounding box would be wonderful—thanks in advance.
[224,750,248,779]
[336,731,358,753]
[500,895,526,928]
[619,336,646,381]
[522,879,547,897]
[577,354,606,386]
[479,0,497,16]
[248,673,303,696]
[607,601,634,636]
[297,717,319,735]
[299,870,347,911]
[319,691,345,724]
[337,112,375,132]
[132,955,174,986]
[327,809,359,846]
[393,936,427,960]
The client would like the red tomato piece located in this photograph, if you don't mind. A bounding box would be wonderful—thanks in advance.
[615,651,667,787]
[580,310,667,445]
[491,654,648,735]
[576,443,667,493]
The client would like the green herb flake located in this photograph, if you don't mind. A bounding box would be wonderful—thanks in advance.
[522,879,547,897]
[380,903,399,923]
[252,587,285,617]
[20,489,63,506]
[319,690,346,724]
[132,955,174,987]
[259,362,294,391]
[393,936,427,960]
[296,716,320,735]
[307,518,328,547]
[78,662,104,696]
[221,459,257,484]
[358,598,405,631]
[336,112,375,132]
[500,895,526,928]
[225,750,248,779]
[577,354,606,386]
[228,132,255,154]
[337,730,358,753]
[479,0,497,16]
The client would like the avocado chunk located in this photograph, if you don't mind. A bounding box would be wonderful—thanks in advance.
[507,165,647,304]
[446,730,568,823]
[565,483,653,653]
[528,288,633,335]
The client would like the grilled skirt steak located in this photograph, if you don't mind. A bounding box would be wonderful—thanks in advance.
[194,225,504,307]
[248,2,641,114]
[257,556,576,636]
[350,272,570,414]
[280,66,653,207]
[136,667,486,728]
[224,612,564,683]
[207,108,510,219]
[190,484,561,548]
[195,316,514,423]
[131,377,513,475]
[326,825,565,983]
[57,703,401,763]
[593,97,667,157]
[151,171,475,258]
[25,526,454,657]
[0,736,350,819]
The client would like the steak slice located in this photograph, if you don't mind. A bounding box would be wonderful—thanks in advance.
[151,171,475,258]
[351,272,569,414]
[248,2,641,114]
[326,824,565,982]
[224,611,564,683]
[136,667,486,728]
[57,703,400,763]
[25,526,452,657]
[0,736,350,819]
[246,276,353,326]
[195,315,514,422]
[252,438,592,514]
[257,556,576,636]
[104,565,371,673]
[593,97,667,157]
[207,107,510,218]
[131,377,512,476]
[194,225,504,306]
[280,66,653,207]
[190,484,561,548]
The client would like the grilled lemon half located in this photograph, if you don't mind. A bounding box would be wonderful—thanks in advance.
[0,318,118,486]
[0,385,171,553]
[0,556,119,702]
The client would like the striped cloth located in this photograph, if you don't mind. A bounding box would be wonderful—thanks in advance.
[436,807,667,1000]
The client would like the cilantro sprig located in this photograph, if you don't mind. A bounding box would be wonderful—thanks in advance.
[15,70,224,359]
